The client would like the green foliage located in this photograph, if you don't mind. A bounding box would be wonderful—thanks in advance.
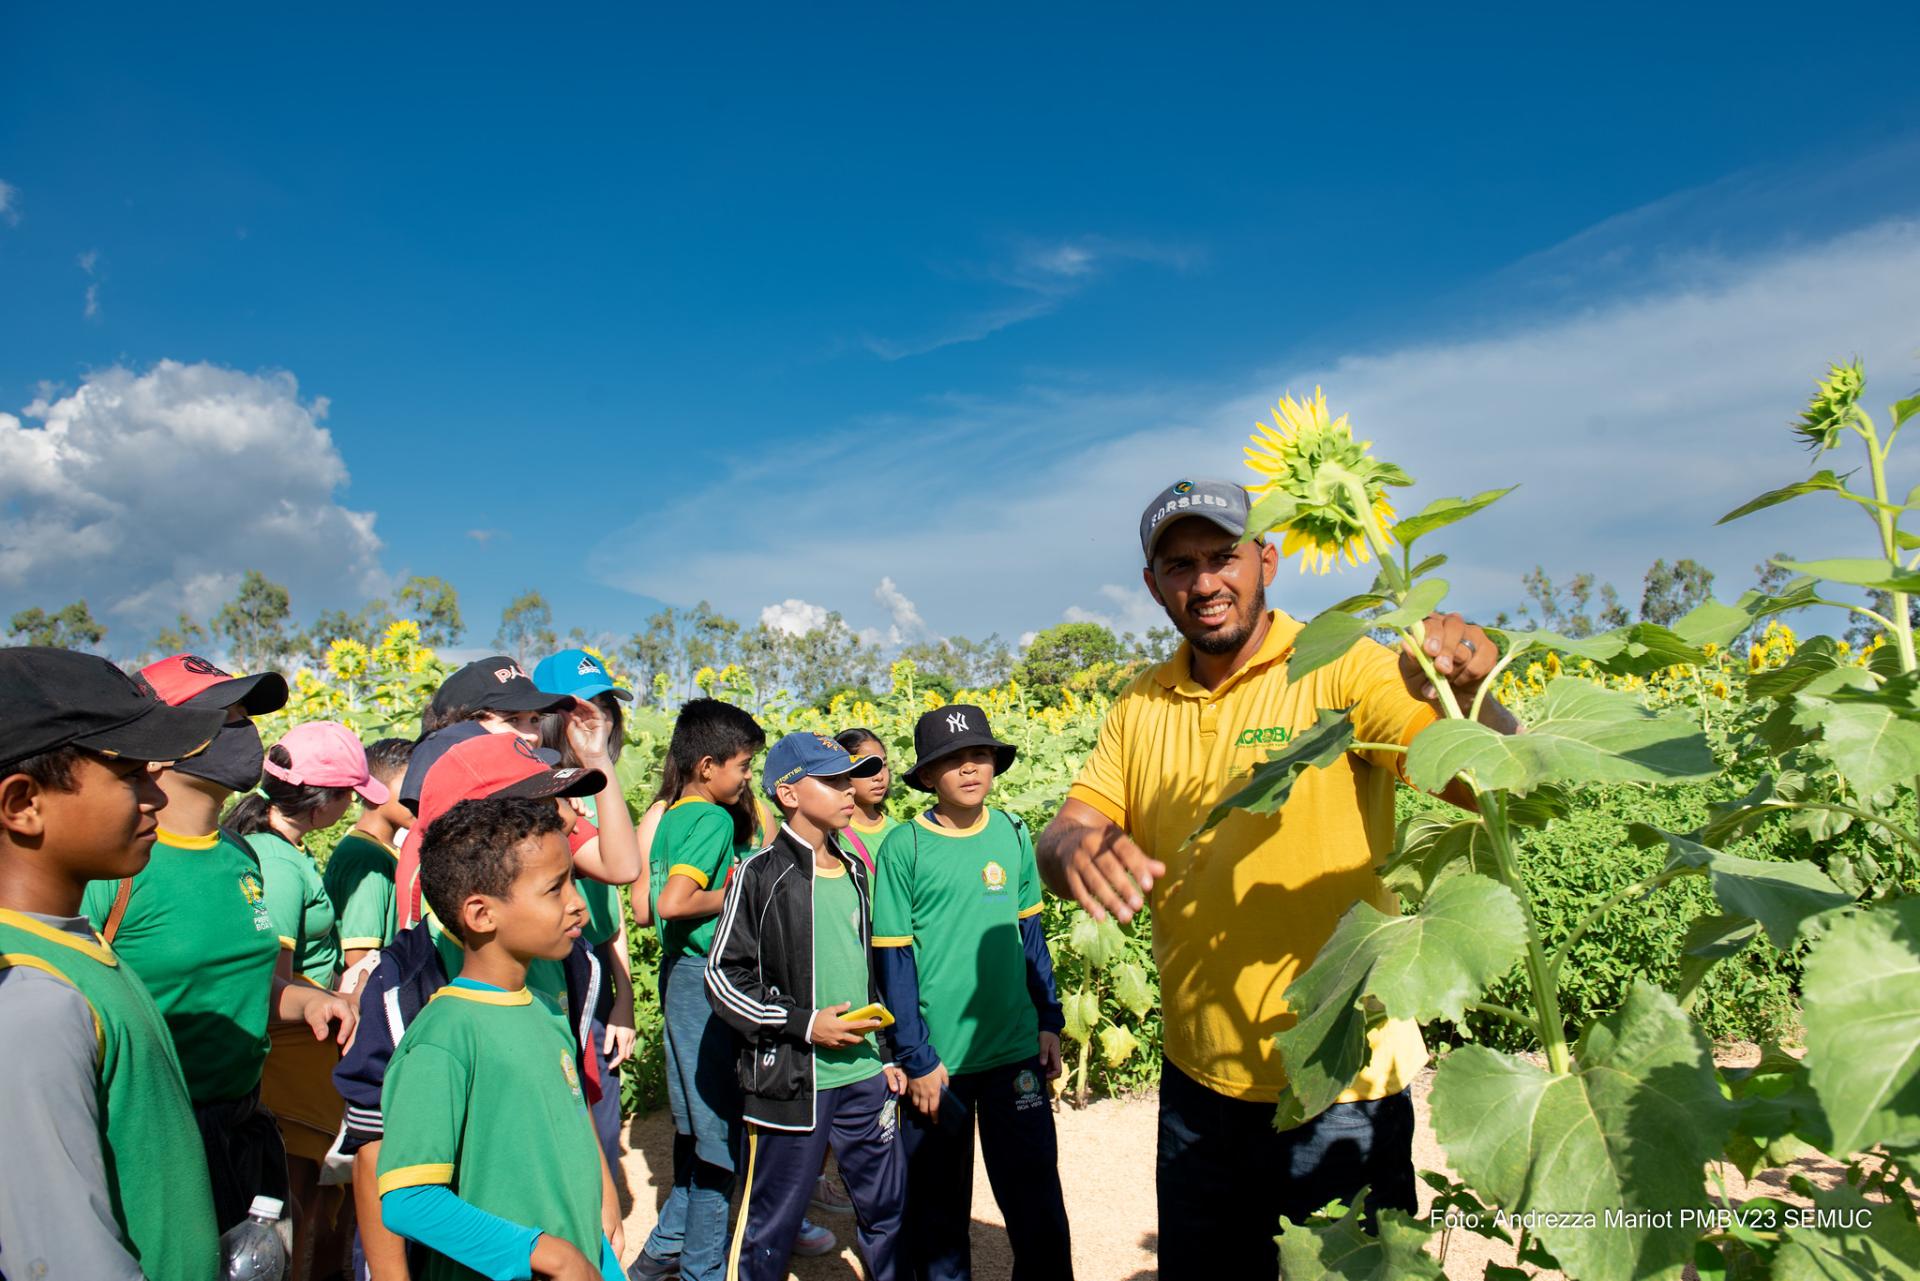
[7,598,106,649]
[1799,897,1920,1156]
[213,569,293,672]
[496,587,557,664]
[1010,622,1124,701]
[1275,1200,1443,1281]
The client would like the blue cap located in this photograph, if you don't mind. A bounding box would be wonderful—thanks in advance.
[763,731,883,796]
[532,649,633,703]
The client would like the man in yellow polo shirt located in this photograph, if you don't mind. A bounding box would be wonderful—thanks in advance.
[1036,478,1514,1280]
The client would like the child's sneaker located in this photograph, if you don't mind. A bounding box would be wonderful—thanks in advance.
[627,1250,680,1279]
[792,1217,838,1256]
[809,1173,855,1216]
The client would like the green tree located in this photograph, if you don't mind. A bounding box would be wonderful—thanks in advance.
[1507,566,1630,637]
[149,612,209,660]
[1638,557,1715,626]
[7,600,106,650]
[1012,622,1124,699]
[300,600,395,663]
[395,575,464,647]
[622,608,679,702]
[496,589,557,665]
[213,571,293,672]
[897,634,1015,689]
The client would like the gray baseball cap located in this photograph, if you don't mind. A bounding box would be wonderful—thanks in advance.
[1139,478,1251,559]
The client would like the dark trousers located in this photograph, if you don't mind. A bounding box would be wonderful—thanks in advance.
[1155,1058,1416,1281]
[728,1072,906,1281]
[194,1088,291,1233]
[902,1058,1072,1281]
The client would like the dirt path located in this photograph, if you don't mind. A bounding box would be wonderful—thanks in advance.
[613,1056,1873,1280]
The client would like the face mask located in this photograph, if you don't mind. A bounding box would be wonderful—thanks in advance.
[174,719,265,794]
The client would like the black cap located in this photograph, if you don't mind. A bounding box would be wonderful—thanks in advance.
[905,703,1018,793]
[0,647,227,768]
[432,657,577,717]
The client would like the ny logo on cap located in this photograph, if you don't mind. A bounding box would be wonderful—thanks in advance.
[946,711,970,734]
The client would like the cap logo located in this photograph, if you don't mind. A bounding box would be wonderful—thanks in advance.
[1173,480,1193,494]
[576,657,599,676]
[492,664,530,684]
[552,769,581,782]
[511,740,541,762]
[945,711,970,734]
[181,655,228,677]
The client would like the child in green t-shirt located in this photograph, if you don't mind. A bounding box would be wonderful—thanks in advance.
[0,646,224,1281]
[377,795,623,1281]
[326,736,415,973]
[873,704,1073,1280]
[633,698,767,1281]
[835,725,900,871]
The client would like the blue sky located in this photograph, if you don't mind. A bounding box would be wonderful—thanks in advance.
[4,4,1920,657]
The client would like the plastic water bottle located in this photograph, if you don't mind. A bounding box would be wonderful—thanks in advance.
[219,1195,288,1281]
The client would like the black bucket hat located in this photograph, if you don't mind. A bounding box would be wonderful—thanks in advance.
[905,703,1017,793]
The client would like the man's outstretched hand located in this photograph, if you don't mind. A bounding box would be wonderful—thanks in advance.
[1401,611,1498,706]
[1037,799,1165,925]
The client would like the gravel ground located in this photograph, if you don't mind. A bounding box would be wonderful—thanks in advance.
[614,1050,1889,1280]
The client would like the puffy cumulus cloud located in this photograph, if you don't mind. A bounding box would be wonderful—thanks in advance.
[760,598,832,636]
[1063,584,1169,638]
[0,360,386,632]
[874,576,931,646]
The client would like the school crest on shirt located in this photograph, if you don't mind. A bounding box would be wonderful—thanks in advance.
[1014,1069,1045,1111]
[239,872,272,931]
[980,861,1008,894]
[560,1050,582,1100]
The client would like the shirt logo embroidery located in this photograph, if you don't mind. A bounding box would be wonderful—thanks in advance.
[1235,725,1295,747]
[560,1049,582,1100]
[945,711,970,734]
[240,872,272,931]
[981,861,1007,893]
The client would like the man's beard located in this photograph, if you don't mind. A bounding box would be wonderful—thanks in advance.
[1183,580,1267,655]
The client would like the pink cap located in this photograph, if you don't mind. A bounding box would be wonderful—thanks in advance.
[263,721,391,805]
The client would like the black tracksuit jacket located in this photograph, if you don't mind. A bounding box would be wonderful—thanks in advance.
[704,822,896,1132]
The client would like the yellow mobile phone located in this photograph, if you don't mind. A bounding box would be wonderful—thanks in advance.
[845,1001,895,1029]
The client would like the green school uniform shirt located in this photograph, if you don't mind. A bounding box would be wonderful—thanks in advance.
[0,909,220,1281]
[252,831,343,988]
[376,984,605,1281]
[871,810,1045,1075]
[847,811,900,865]
[324,830,400,952]
[812,862,884,1090]
[648,798,752,961]
[421,912,570,1015]
[573,796,623,947]
[82,828,281,1103]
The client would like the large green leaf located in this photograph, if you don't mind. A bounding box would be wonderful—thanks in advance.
[1673,914,1761,1003]
[1241,489,1300,544]
[1274,874,1526,1127]
[1190,707,1355,839]
[1380,814,1494,906]
[1111,960,1154,1018]
[1775,557,1920,593]
[1061,988,1100,1042]
[1631,826,1850,949]
[1490,623,1707,678]
[1745,635,1845,700]
[1431,982,1732,1281]
[1068,912,1127,968]
[1374,578,1450,630]
[1791,682,1920,797]
[1718,1044,1833,1178]
[1801,897,1920,1156]
[1275,1201,1443,1281]
[1391,487,1517,550]
[1288,610,1373,682]
[1716,469,1856,525]
[1405,678,1715,797]
[1773,1183,1920,1280]
[1897,392,1920,430]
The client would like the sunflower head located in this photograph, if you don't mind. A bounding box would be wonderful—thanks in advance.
[1244,388,1411,574]
[1793,359,1864,452]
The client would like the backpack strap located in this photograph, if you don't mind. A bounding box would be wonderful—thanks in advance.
[101,877,133,945]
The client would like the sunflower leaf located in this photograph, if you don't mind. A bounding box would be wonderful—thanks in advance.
[1287,611,1373,681]
[1717,470,1857,525]
[1775,557,1920,593]
[1391,487,1517,550]
[1275,1201,1443,1281]
[1801,896,1920,1157]
[1190,707,1355,839]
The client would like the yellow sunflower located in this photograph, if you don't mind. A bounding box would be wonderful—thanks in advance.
[1244,388,1410,574]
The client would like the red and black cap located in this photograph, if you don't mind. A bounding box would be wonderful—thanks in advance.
[413,734,606,841]
[431,656,577,717]
[139,653,289,716]
[0,647,226,768]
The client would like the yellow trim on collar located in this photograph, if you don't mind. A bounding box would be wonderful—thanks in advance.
[915,811,989,837]
[849,812,891,834]
[348,831,399,861]
[429,985,532,1007]
[815,862,847,879]
[667,863,711,889]
[0,908,117,966]
[376,1163,455,1194]
[669,796,714,810]
[156,828,219,851]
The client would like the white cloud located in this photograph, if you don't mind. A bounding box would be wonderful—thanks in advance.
[760,598,832,636]
[1063,584,1169,638]
[874,576,931,645]
[596,213,1920,642]
[78,250,100,319]
[0,360,386,633]
[0,180,18,227]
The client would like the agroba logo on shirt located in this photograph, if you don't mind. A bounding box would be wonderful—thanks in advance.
[1235,724,1294,748]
